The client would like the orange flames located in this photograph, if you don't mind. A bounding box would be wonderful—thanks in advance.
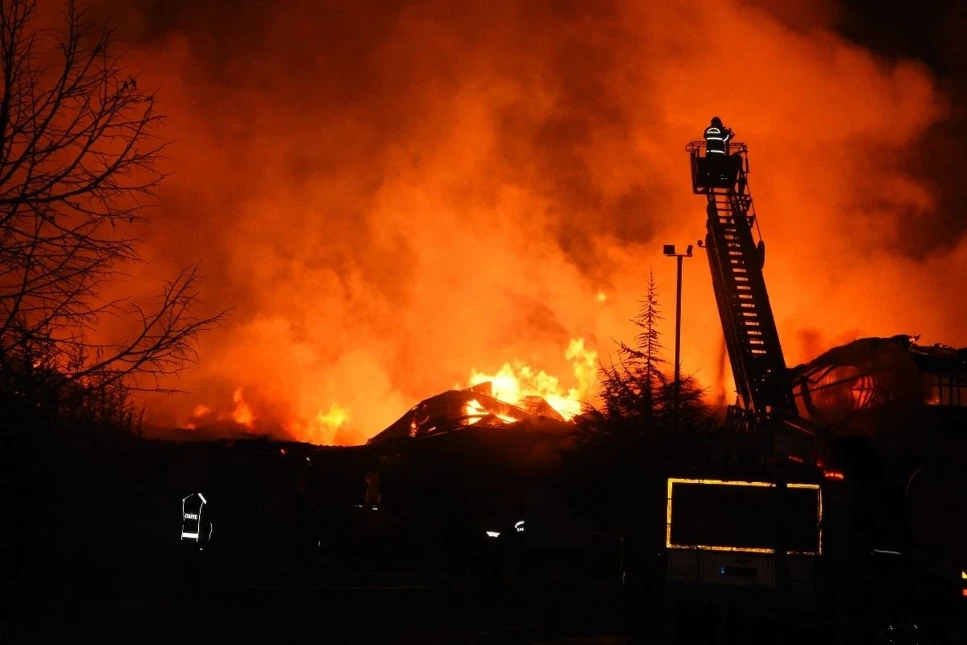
[184,339,594,442]
[463,399,517,424]
[231,388,255,428]
[465,338,597,420]
[186,387,350,443]
[270,403,350,445]
[184,388,258,431]
[114,1,964,446]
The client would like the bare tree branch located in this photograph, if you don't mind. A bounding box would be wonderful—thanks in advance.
[0,0,226,421]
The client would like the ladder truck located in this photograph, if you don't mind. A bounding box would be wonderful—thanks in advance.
[661,139,844,639]
[667,136,956,642]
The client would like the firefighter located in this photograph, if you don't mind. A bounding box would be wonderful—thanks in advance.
[181,492,212,545]
[704,116,733,156]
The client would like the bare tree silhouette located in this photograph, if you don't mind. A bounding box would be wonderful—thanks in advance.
[0,0,225,424]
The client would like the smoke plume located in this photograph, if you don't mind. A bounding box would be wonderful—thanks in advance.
[84,0,962,443]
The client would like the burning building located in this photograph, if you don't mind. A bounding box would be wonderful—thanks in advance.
[790,334,967,459]
[368,381,573,443]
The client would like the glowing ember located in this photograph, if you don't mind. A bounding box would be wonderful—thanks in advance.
[596,291,607,304]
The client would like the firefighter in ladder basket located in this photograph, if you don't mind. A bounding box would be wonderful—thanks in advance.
[703,116,740,187]
[704,116,733,156]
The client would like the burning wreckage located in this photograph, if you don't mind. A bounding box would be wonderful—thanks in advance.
[790,334,967,454]
[381,334,966,451]
[310,383,589,573]
[368,381,574,443]
[179,382,593,584]
[790,335,967,608]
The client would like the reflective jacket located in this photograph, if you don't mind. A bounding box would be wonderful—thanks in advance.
[704,125,732,154]
[181,492,209,542]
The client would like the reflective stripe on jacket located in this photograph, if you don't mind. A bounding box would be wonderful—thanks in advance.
[704,126,731,154]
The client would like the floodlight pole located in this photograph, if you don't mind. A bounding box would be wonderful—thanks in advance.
[663,244,693,427]
[674,254,683,390]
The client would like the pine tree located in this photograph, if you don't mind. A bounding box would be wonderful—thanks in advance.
[584,269,664,436]
[624,268,666,396]
[580,267,710,440]
[569,270,715,530]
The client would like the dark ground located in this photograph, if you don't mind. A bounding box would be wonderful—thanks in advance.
[2,432,965,644]
[14,578,959,644]
[11,553,961,645]
[7,578,641,644]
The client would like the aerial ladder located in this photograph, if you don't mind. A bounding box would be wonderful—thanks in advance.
[686,139,829,464]
[657,137,837,632]
[684,140,965,637]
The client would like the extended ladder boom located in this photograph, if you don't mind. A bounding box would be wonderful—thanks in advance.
[686,141,794,418]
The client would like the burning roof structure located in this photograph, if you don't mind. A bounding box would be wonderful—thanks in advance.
[790,335,967,451]
[368,381,573,444]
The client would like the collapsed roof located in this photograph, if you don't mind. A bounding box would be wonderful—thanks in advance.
[792,334,967,380]
[367,381,572,444]
[788,334,967,438]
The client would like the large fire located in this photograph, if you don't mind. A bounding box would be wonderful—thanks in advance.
[465,338,597,421]
[184,338,596,443]
[107,1,964,446]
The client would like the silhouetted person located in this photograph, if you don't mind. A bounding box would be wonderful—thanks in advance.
[704,116,733,156]
[364,471,381,507]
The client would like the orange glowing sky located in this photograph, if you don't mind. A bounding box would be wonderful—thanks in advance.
[83,0,967,444]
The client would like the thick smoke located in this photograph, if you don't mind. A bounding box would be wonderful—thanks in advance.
[87,0,962,443]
